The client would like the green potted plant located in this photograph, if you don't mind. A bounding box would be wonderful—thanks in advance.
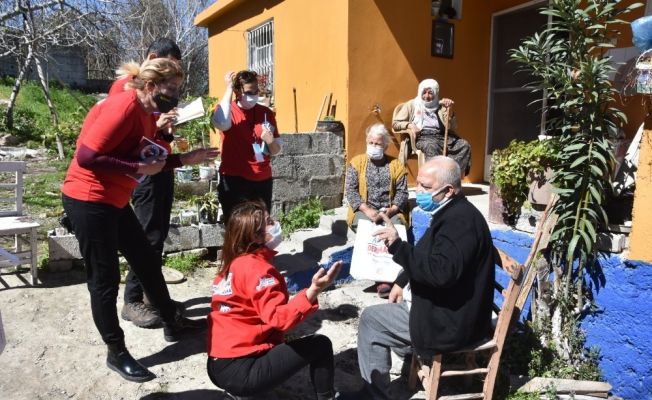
[489,138,559,225]
[192,191,219,224]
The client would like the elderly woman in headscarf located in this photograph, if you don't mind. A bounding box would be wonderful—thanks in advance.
[392,78,471,175]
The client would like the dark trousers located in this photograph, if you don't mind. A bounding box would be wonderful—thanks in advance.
[207,334,335,398]
[62,194,176,345]
[124,171,174,304]
[217,174,273,223]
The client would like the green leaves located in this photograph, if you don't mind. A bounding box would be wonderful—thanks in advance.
[508,0,633,337]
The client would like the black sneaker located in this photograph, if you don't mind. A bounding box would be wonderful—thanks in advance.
[163,316,207,342]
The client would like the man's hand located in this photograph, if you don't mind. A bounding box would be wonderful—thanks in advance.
[374,212,399,247]
[388,284,403,303]
[305,261,343,303]
[180,148,220,166]
[156,110,178,131]
[137,156,166,175]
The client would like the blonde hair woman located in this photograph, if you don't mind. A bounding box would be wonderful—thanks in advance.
[61,58,208,382]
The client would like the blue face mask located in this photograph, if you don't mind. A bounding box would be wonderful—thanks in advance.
[415,186,449,212]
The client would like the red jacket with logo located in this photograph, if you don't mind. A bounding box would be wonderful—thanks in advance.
[208,247,318,358]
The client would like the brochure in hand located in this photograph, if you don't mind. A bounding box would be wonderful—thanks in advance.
[126,137,169,183]
[174,97,205,125]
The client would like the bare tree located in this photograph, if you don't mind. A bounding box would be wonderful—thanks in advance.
[0,0,120,158]
[117,0,210,96]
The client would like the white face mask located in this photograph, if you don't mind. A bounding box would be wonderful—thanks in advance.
[366,145,385,160]
[265,221,283,250]
[238,94,257,110]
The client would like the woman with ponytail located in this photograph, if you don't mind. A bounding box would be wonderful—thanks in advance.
[61,58,209,383]
[207,201,343,399]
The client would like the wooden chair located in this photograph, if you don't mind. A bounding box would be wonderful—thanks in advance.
[392,103,426,167]
[408,248,524,400]
[0,161,40,285]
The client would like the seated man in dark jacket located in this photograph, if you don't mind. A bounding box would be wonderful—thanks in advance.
[349,156,495,399]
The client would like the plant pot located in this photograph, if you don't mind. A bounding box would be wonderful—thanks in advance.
[527,167,554,206]
[315,120,345,134]
[176,166,194,183]
[199,165,216,181]
[174,137,189,153]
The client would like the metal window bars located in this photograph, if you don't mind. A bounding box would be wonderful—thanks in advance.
[247,20,274,98]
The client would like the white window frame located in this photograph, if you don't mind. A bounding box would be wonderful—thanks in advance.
[247,19,274,98]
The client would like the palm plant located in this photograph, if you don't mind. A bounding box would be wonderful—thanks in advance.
[510,0,641,370]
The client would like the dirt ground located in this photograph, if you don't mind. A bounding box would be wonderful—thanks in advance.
[0,266,421,400]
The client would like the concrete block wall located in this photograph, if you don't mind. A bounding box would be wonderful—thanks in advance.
[0,47,87,88]
[271,131,346,216]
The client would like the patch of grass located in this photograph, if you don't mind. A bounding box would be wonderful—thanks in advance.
[23,159,69,216]
[0,77,97,156]
[164,253,203,275]
[279,197,325,234]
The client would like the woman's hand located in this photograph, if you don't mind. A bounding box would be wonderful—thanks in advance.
[305,261,343,303]
[360,203,381,223]
[137,156,166,175]
[261,126,274,145]
[156,110,178,131]
[439,98,454,108]
[224,71,235,88]
[180,148,220,166]
[407,122,420,136]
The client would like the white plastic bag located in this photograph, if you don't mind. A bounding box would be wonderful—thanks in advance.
[350,219,407,282]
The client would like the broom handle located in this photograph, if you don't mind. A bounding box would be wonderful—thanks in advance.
[315,95,328,131]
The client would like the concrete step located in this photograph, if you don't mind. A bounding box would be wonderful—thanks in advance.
[318,206,350,237]
[289,228,352,260]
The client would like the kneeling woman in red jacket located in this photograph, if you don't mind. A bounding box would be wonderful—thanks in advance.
[207,201,343,399]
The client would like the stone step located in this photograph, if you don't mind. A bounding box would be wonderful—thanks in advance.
[288,228,352,260]
[318,206,350,237]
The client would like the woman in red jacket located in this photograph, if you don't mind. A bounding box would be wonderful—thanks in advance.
[61,58,208,383]
[207,201,343,399]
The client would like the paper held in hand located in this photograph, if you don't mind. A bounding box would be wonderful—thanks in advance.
[350,219,408,283]
[174,97,205,125]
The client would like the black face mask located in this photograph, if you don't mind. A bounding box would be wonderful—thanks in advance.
[153,93,179,113]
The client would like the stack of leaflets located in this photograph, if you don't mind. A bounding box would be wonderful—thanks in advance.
[175,97,205,125]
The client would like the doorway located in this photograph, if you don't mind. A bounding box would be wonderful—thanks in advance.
[484,1,549,180]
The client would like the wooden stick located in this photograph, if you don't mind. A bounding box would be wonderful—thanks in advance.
[325,93,333,118]
[315,95,328,130]
[443,105,451,157]
[293,87,298,132]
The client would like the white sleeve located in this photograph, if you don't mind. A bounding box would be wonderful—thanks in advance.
[212,99,232,131]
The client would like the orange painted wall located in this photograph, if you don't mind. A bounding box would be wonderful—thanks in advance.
[201,0,349,148]
[346,0,528,183]
[629,118,652,263]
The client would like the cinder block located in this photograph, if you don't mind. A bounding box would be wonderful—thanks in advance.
[164,226,201,253]
[312,132,344,154]
[271,156,297,179]
[597,231,629,253]
[48,233,82,260]
[280,134,313,155]
[199,223,225,247]
[309,176,344,196]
